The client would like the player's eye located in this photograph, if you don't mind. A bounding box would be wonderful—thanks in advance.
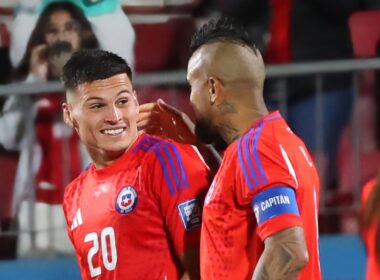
[89,103,104,109]
[117,98,129,106]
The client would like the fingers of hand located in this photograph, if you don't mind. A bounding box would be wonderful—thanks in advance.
[137,111,153,122]
[138,102,158,113]
[136,119,150,128]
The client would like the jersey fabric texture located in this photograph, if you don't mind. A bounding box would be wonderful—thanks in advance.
[201,111,321,279]
[361,178,380,280]
[63,133,210,279]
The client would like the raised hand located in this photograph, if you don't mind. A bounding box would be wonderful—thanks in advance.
[138,99,198,145]
[30,44,48,79]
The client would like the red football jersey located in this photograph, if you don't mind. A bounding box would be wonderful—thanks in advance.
[361,178,380,280]
[201,111,321,279]
[63,133,210,279]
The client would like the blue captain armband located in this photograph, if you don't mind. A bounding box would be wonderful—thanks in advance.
[251,186,300,225]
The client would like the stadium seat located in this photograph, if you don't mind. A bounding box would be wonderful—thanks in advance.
[0,149,18,221]
[134,16,196,72]
[0,148,18,259]
[349,10,380,58]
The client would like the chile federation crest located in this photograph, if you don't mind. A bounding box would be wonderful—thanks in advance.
[116,186,138,214]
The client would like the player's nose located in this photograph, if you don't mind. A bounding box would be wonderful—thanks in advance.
[105,105,122,123]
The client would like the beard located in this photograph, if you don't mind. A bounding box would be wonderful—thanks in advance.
[194,118,228,151]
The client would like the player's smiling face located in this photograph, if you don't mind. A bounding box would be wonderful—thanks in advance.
[64,73,139,162]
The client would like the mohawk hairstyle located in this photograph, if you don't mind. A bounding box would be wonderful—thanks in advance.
[190,17,256,54]
[62,49,132,91]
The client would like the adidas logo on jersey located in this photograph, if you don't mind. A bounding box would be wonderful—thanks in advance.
[71,209,83,230]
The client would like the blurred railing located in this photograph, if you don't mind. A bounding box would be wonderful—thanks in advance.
[0,57,379,256]
[1,58,379,94]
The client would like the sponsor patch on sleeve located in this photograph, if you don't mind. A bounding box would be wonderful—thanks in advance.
[177,199,202,231]
[251,186,300,225]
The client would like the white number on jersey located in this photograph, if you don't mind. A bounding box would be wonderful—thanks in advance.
[84,227,118,277]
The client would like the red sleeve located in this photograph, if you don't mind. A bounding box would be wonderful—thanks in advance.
[361,179,376,206]
[150,142,211,256]
[257,214,304,240]
[235,128,302,240]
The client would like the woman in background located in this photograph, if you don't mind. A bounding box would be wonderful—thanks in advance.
[0,2,99,257]
[14,1,98,81]
[11,0,135,70]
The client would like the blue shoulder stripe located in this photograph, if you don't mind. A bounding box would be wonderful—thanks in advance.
[153,141,189,195]
[243,129,260,188]
[263,113,281,121]
[154,143,181,193]
[132,134,160,152]
[238,123,268,190]
[153,146,176,195]
[133,135,188,195]
[166,142,188,188]
[238,135,255,190]
[252,123,267,184]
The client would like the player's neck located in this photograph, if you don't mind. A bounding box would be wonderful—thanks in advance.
[91,149,127,169]
[221,106,268,144]
[90,135,140,169]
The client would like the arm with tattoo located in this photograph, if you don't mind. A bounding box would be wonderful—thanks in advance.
[252,226,309,280]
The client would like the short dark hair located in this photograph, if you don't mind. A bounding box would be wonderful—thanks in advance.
[62,49,132,90]
[190,17,256,54]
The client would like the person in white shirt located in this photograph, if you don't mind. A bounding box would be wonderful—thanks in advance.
[10,0,135,70]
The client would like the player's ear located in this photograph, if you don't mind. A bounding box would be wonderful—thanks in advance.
[62,102,74,128]
[207,77,224,105]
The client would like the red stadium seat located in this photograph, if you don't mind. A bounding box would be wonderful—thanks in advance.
[349,10,380,58]
[134,16,196,72]
[0,149,18,259]
[0,149,18,220]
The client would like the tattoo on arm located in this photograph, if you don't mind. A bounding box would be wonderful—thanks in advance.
[252,226,309,280]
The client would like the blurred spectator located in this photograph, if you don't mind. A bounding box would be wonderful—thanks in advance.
[0,23,11,85]
[0,22,12,111]
[360,169,380,280]
[10,0,135,69]
[14,1,98,81]
[13,0,99,198]
[0,2,99,255]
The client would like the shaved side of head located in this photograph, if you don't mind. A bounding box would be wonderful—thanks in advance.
[188,17,269,145]
[194,42,266,96]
